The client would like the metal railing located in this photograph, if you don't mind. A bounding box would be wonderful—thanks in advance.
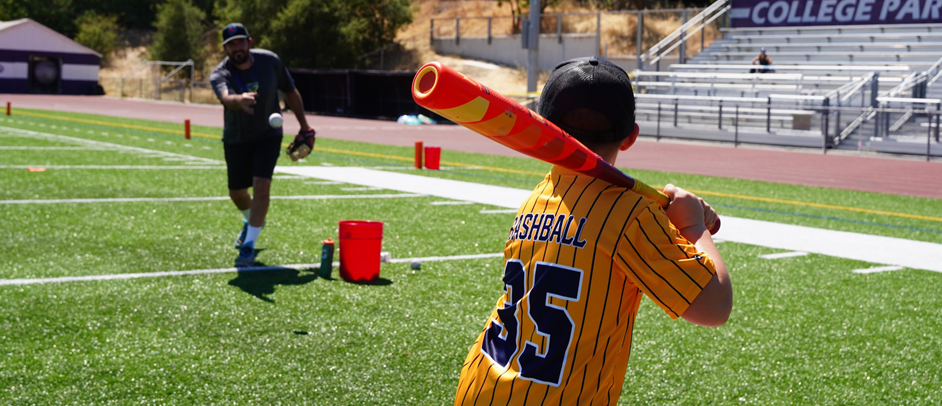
[428,7,710,63]
[633,71,806,96]
[632,97,940,159]
[117,59,196,102]
[870,72,929,133]
[874,96,941,141]
[835,73,879,141]
[825,73,875,103]
[668,63,913,72]
[631,70,887,145]
[639,0,731,70]
[924,55,942,88]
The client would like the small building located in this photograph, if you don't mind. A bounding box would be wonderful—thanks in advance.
[0,18,101,95]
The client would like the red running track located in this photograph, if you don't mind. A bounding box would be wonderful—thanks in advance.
[3,94,940,199]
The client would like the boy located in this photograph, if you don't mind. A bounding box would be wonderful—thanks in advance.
[454,57,733,405]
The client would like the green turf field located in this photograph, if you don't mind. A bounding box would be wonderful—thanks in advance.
[1,109,940,405]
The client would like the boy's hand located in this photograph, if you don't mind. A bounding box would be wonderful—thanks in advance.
[663,184,717,232]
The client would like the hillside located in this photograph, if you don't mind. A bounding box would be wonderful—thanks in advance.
[99,0,697,102]
[374,0,703,95]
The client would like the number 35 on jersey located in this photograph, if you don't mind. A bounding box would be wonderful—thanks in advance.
[480,259,584,387]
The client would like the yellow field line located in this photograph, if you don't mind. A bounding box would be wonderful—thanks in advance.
[441,160,547,176]
[12,109,938,223]
[15,109,547,175]
[685,189,942,222]
[315,147,413,162]
[16,110,219,139]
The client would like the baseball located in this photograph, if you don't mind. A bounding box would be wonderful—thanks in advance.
[410,261,422,270]
[268,113,283,128]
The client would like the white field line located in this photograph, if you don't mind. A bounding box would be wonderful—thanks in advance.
[852,265,906,274]
[758,251,810,260]
[0,146,110,150]
[278,167,942,274]
[273,194,422,201]
[720,217,942,273]
[0,126,220,165]
[387,253,503,263]
[341,187,382,192]
[430,201,474,205]
[3,127,939,275]
[277,166,532,209]
[0,253,503,286]
[0,193,424,205]
[0,264,322,286]
[0,165,224,170]
[361,166,423,170]
[367,166,478,171]
[480,209,518,214]
[315,124,462,133]
[304,180,344,185]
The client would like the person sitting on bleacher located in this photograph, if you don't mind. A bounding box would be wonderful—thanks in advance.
[750,48,774,74]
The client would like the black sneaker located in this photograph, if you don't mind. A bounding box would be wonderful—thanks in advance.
[235,241,256,267]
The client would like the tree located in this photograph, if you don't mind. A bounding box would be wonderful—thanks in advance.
[150,0,207,69]
[74,12,120,65]
[213,0,414,69]
[341,0,414,59]
[496,0,560,33]
[263,0,354,68]
[0,0,77,37]
[212,0,288,42]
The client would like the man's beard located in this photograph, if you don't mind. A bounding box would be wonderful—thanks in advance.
[230,50,249,65]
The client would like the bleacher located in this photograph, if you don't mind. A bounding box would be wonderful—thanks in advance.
[632,0,942,156]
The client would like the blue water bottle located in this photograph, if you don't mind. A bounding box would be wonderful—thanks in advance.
[319,238,334,279]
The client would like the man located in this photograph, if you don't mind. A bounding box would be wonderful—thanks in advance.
[454,57,733,405]
[751,47,774,73]
[210,23,315,267]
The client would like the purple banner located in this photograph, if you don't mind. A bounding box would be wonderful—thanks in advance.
[730,0,942,27]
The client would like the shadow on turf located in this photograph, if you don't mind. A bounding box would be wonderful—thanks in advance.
[345,277,393,286]
[228,261,319,303]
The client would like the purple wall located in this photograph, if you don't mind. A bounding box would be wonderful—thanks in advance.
[0,78,29,93]
[0,49,100,65]
[0,49,100,95]
[730,0,942,28]
[0,79,100,95]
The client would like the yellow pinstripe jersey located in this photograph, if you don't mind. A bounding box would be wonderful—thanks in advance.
[455,166,716,406]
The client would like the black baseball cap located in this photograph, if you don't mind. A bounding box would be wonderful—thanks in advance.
[222,23,249,45]
[538,57,635,144]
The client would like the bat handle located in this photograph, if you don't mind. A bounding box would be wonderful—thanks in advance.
[708,218,721,235]
[648,185,721,235]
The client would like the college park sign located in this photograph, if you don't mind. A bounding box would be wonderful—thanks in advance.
[730,0,942,27]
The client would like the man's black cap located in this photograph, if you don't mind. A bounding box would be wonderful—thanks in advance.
[222,23,249,45]
[538,57,635,143]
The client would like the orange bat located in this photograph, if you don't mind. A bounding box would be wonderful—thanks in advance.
[411,61,720,234]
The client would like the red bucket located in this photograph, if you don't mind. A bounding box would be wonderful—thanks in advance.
[424,146,441,170]
[338,220,384,282]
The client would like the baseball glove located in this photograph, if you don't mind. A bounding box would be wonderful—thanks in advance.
[286,128,316,161]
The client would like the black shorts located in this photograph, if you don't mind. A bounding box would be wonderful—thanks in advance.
[223,136,283,190]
